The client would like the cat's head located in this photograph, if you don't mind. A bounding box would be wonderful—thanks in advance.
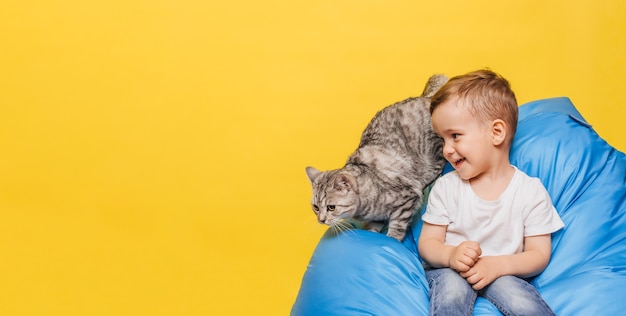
[305,167,359,226]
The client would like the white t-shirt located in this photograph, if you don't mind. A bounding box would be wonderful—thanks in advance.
[422,166,565,256]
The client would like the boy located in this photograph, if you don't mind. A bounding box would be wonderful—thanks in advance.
[418,69,564,315]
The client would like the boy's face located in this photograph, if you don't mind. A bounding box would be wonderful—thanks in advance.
[431,98,495,181]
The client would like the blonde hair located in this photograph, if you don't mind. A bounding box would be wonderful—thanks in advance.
[430,69,518,146]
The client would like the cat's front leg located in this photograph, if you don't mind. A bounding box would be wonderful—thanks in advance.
[386,207,414,241]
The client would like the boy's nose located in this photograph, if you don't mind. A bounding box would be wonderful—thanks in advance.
[443,142,454,156]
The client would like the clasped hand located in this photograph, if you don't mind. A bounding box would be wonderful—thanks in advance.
[449,241,501,290]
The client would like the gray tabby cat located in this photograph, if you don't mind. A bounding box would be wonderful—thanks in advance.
[305,74,447,241]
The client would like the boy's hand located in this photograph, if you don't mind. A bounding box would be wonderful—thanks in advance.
[449,241,482,272]
[459,235,553,290]
[460,256,503,290]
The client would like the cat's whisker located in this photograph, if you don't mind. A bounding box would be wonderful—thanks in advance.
[333,220,358,238]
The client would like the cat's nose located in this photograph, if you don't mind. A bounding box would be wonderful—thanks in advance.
[318,213,327,223]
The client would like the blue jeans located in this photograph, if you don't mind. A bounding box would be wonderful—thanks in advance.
[425,268,555,316]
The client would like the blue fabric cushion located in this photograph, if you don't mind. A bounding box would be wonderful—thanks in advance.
[292,97,626,315]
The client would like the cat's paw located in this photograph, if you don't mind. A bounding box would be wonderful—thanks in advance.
[386,230,405,242]
[364,221,385,233]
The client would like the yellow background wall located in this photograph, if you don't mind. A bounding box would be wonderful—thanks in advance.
[1,1,624,315]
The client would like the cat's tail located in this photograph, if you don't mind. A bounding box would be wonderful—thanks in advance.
[421,74,448,98]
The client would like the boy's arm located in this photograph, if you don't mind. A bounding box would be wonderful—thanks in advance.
[460,234,552,290]
[418,222,481,272]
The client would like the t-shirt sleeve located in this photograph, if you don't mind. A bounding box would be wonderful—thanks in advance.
[524,178,565,236]
[422,176,452,226]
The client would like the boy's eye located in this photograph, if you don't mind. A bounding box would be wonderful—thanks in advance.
[451,133,460,139]
[327,205,336,212]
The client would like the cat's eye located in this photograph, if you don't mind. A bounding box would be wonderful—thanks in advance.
[313,205,319,212]
[327,205,336,212]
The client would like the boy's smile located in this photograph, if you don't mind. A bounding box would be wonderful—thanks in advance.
[453,157,466,167]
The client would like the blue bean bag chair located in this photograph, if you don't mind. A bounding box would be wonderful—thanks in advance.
[292,97,626,315]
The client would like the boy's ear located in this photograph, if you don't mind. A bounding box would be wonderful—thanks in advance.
[491,119,507,146]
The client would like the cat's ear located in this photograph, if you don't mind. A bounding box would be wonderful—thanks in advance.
[333,173,358,194]
[305,167,322,184]
[422,74,448,98]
